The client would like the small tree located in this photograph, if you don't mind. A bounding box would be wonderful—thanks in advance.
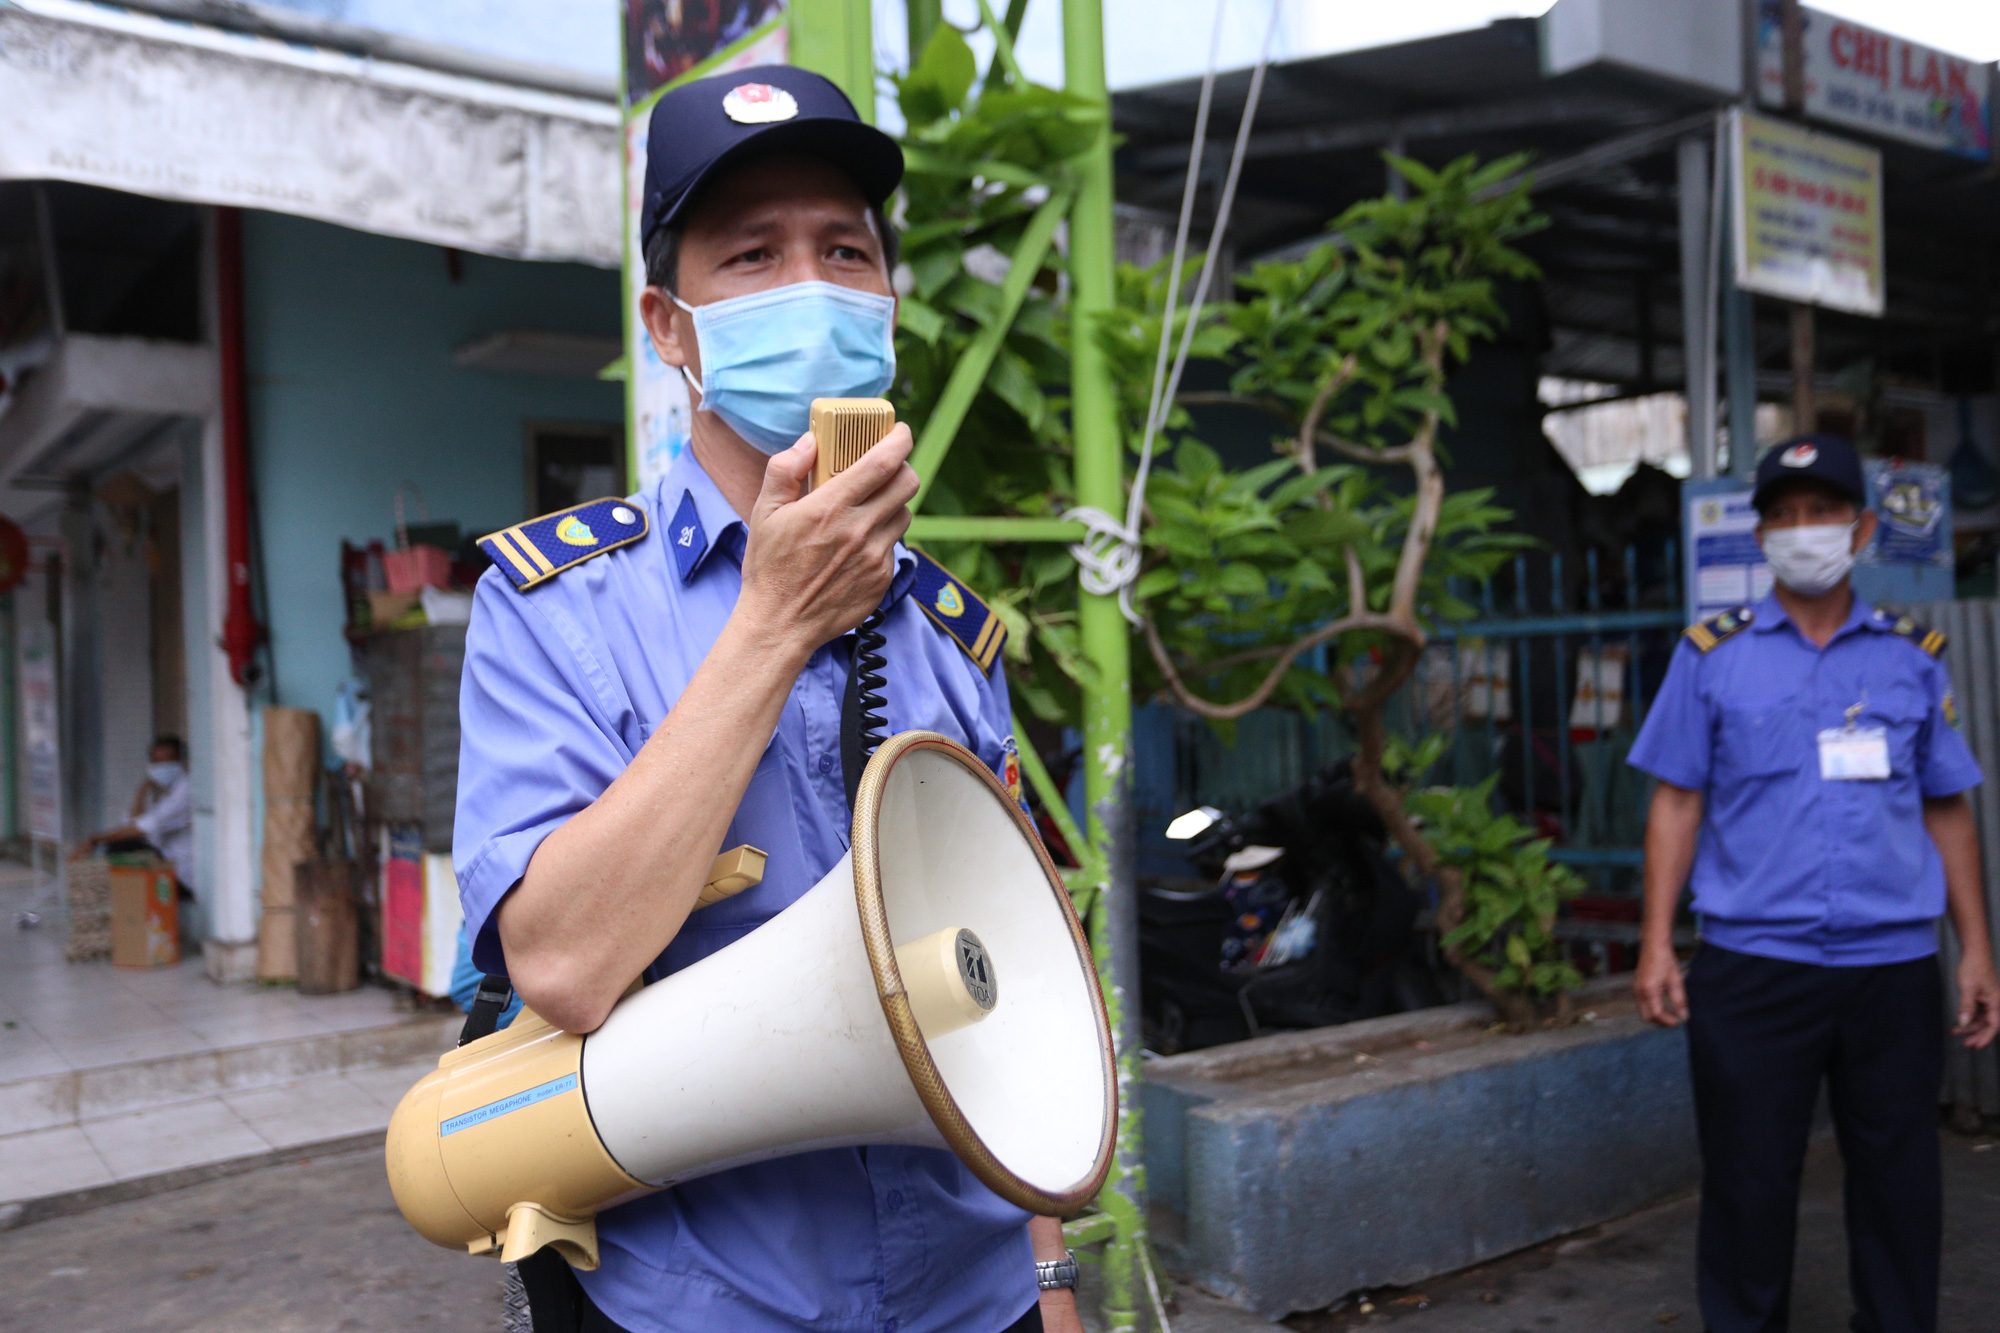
[890,22,1578,1025]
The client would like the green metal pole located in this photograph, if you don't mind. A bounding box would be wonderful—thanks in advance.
[904,0,942,59]
[1062,0,1143,1327]
[790,0,876,122]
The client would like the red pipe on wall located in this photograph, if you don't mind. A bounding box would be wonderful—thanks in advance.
[215,206,260,687]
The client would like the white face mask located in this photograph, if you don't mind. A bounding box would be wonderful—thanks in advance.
[148,762,185,787]
[1761,522,1857,596]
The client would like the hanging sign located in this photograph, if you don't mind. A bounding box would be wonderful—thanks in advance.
[621,0,791,495]
[1755,3,1990,160]
[1730,109,1884,317]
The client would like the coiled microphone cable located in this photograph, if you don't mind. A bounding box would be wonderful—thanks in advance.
[811,398,900,815]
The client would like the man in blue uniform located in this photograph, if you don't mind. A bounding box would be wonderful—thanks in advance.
[1630,433,2000,1333]
[453,66,1076,1333]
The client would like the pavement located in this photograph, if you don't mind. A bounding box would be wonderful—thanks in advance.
[4,1126,1997,1331]
[0,1142,499,1333]
[0,867,457,1220]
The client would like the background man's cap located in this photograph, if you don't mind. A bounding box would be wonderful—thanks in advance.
[641,65,904,247]
[1752,433,1867,512]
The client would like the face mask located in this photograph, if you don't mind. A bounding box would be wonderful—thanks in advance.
[673,281,896,455]
[148,762,185,787]
[1761,522,1857,596]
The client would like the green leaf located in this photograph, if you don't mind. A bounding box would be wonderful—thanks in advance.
[897,298,948,344]
[915,24,977,113]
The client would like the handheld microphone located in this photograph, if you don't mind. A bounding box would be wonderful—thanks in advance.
[810,398,898,809]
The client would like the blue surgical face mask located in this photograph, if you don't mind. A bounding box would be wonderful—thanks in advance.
[674,281,896,455]
[148,762,184,787]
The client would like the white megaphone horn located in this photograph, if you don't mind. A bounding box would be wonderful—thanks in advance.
[386,731,1118,1268]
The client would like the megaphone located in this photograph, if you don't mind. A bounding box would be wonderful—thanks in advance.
[387,730,1117,1268]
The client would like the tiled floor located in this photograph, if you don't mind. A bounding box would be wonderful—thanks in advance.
[0,865,452,1208]
[2,869,409,1082]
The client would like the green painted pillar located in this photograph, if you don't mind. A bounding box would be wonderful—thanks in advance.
[904,0,942,59]
[790,0,876,123]
[1063,0,1144,1328]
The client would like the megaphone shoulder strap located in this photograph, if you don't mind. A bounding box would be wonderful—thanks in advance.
[459,973,516,1047]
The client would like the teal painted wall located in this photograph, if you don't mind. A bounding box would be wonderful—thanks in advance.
[242,211,622,724]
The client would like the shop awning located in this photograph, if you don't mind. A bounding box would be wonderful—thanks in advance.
[0,0,622,267]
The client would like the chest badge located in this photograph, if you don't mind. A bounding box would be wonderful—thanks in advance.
[557,516,597,547]
[935,584,965,618]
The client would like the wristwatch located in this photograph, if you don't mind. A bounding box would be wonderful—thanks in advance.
[1036,1254,1080,1291]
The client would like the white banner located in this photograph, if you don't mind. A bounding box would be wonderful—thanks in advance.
[0,2,623,266]
[622,18,789,495]
[19,618,60,843]
[1755,3,1991,160]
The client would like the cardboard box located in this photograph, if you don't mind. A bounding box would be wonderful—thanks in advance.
[110,863,179,968]
[257,905,298,981]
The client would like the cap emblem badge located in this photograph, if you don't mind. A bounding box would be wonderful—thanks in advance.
[722,83,799,125]
[1780,443,1819,468]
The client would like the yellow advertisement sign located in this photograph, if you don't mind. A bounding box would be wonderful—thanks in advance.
[1731,109,1884,317]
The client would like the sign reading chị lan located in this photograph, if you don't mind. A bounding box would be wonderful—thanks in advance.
[1731,109,1884,317]
[1755,4,1990,160]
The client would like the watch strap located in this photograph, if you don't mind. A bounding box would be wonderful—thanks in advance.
[1035,1254,1079,1291]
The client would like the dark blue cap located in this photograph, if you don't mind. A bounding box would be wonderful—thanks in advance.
[1752,433,1868,512]
[640,65,904,247]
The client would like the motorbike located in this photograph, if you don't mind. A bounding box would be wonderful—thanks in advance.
[1141,759,1450,1054]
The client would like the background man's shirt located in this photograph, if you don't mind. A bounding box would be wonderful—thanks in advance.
[454,448,1035,1333]
[133,775,193,891]
[1628,593,1982,966]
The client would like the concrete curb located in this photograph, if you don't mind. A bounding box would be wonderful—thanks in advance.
[0,1128,388,1231]
[0,1013,458,1137]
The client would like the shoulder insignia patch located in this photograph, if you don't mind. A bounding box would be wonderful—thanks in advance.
[1684,605,1754,653]
[910,549,1005,672]
[1885,613,1948,658]
[480,498,648,591]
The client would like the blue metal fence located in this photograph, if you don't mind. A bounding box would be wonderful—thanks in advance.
[1141,543,1687,898]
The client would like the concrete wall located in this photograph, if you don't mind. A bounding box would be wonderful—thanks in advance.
[1143,980,1698,1320]
[240,211,622,728]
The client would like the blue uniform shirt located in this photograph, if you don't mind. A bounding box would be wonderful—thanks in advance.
[453,447,1035,1333]
[1628,592,1982,966]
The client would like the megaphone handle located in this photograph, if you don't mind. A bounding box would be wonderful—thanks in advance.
[693,844,768,909]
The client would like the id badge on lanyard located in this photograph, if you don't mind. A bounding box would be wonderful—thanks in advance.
[1818,696,1889,781]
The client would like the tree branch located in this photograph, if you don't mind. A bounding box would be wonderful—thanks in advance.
[1142,611,1417,721]
[1386,321,1451,623]
[1317,431,1413,465]
[1344,543,1367,617]
[1295,355,1357,475]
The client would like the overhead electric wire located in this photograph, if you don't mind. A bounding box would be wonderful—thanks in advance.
[1066,0,1283,623]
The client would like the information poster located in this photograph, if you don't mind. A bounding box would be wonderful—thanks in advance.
[1755,2,1990,160]
[1684,480,1773,624]
[1731,109,1884,316]
[622,2,791,496]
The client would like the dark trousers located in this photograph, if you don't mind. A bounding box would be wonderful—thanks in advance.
[1685,944,1944,1333]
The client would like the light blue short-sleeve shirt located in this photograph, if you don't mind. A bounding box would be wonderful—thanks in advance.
[1628,592,1982,966]
[453,447,1035,1333]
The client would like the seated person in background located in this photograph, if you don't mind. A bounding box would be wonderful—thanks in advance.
[74,735,195,900]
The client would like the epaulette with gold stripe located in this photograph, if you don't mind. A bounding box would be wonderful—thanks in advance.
[1884,612,1947,658]
[1684,605,1753,653]
[480,497,649,591]
[910,550,1006,672]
